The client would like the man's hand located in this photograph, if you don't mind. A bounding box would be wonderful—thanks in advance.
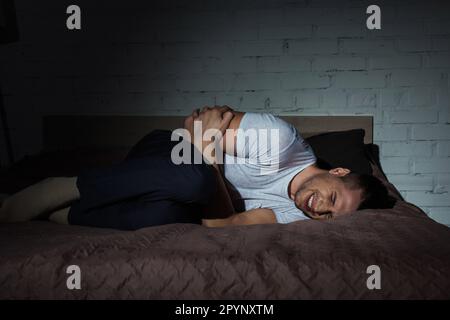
[184,105,234,137]
[184,106,235,164]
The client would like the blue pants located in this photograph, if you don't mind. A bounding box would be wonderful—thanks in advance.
[68,130,217,230]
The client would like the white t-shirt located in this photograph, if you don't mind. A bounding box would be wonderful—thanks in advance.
[223,112,317,223]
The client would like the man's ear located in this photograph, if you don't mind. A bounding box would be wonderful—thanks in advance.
[329,167,351,177]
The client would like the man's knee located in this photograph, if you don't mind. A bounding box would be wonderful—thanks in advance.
[186,164,216,205]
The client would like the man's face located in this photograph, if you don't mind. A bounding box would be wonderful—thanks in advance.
[294,170,363,220]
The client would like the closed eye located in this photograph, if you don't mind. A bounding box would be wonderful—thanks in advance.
[332,192,336,206]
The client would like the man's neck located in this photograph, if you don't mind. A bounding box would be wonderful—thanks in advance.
[288,163,327,200]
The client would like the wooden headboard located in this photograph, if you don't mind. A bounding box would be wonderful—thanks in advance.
[43,115,373,150]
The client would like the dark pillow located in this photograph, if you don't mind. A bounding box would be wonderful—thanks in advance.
[305,129,372,175]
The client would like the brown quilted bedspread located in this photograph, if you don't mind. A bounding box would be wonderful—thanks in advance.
[1,199,449,299]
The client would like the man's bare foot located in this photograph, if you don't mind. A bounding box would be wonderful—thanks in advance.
[49,207,70,225]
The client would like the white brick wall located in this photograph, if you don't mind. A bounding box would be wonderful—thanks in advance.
[0,0,449,226]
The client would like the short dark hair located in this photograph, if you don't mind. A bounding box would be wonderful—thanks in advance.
[341,173,396,210]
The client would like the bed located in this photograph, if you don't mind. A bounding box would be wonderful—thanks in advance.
[0,114,449,299]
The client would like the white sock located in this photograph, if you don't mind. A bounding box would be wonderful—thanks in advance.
[49,207,70,225]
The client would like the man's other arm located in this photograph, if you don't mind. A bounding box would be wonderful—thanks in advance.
[183,107,245,158]
[201,208,277,227]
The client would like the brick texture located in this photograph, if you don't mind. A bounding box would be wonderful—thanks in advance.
[0,0,449,226]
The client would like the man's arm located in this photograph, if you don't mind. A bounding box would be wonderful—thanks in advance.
[201,208,277,227]
[221,110,244,156]
[202,165,236,218]
[182,106,246,217]
[184,106,245,158]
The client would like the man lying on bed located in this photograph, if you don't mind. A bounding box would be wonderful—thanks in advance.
[0,106,394,229]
